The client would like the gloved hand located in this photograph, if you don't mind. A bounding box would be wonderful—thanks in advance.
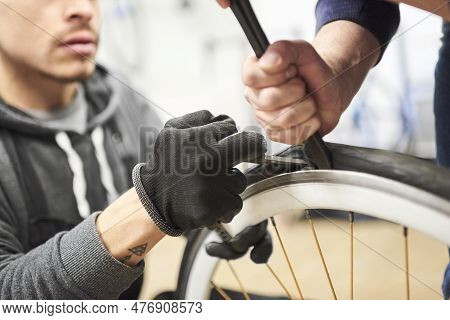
[206,220,273,264]
[133,110,266,236]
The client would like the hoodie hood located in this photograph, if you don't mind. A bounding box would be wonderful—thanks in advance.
[0,65,119,137]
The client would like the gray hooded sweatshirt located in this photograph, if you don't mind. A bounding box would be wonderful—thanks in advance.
[0,65,163,299]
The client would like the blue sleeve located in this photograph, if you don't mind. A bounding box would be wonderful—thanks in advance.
[444,262,450,300]
[315,0,400,59]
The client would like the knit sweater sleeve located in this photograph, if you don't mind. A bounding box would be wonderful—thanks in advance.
[315,0,400,59]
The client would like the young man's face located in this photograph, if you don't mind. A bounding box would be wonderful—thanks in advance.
[0,0,100,82]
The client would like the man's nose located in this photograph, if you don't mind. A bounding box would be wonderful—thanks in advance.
[64,0,97,24]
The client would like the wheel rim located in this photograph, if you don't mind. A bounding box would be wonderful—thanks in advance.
[183,170,450,299]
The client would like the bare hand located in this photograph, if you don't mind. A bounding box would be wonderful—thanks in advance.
[242,40,346,144]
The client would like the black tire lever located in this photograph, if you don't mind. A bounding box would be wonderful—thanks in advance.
[229,0,333,169]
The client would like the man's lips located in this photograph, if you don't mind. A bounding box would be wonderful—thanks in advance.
[59,32,98,56]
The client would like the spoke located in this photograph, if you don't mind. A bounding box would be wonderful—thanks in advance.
[403,227,411,300]
[266,263,293,300]
[306,210,338,300]
[226,260,250,300]
[270,217,305,300]
[210,281,232,300]
[349,212,355,300]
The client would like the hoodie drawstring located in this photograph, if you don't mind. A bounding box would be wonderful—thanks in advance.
[55,132,91,219]
[55,128,119,219]
[91,127,119,203]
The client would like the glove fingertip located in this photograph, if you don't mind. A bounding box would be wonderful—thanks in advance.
[250,234,273,264]
[205,241,221,253]
[206,242,246,260]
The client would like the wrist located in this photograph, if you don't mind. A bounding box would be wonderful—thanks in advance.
[96,188,165,266]
[312,20,381,112]
[132,163,184,237]
[313,20,381,72]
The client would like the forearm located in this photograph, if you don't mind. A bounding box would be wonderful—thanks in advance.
[96,189,165,267]
[312,20,381,110]
[387,0,450,21]
[0,207,148,299]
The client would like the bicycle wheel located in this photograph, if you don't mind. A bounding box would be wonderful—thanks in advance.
[175,143,450,300]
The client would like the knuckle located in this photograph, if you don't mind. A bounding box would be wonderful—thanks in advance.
[290,78,306,95]
[266,130,280,141]
[305,104,318,118]
[242,70,258,86]
[243,87,253,103]
[278,116,294,129]
[294,100,315,119]
[289,105,305,122]
[266,122,282,132]
[259,88,280,109]
[273,40,291,56]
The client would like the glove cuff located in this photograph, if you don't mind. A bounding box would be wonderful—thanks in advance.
[132,163,184,237]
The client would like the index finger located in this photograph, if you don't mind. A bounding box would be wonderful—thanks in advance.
[217,132,267,168]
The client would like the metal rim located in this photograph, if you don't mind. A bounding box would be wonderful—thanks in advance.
[242,170,450,216]
[182,170,450,299]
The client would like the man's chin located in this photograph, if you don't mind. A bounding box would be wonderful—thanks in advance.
[42,61,97,83]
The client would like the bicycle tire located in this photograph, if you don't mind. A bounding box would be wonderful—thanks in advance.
[175,143,450,299]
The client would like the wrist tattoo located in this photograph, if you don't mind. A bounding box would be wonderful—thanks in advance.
[119,255,132,264]
[119,243,149,263]
[128,243,148,256]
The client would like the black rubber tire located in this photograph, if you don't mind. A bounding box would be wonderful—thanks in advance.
[245,143,450,200]
[174,143,450,299]
[175,229,211,299]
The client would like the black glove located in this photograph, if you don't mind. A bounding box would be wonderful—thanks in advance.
[206,220,273,264]
[133,110,266,236]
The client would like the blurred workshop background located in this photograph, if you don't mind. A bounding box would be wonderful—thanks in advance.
[96,0,448,299]
[97,0,442,158]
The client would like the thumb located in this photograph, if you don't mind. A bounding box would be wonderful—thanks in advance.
[258,41,301,74]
